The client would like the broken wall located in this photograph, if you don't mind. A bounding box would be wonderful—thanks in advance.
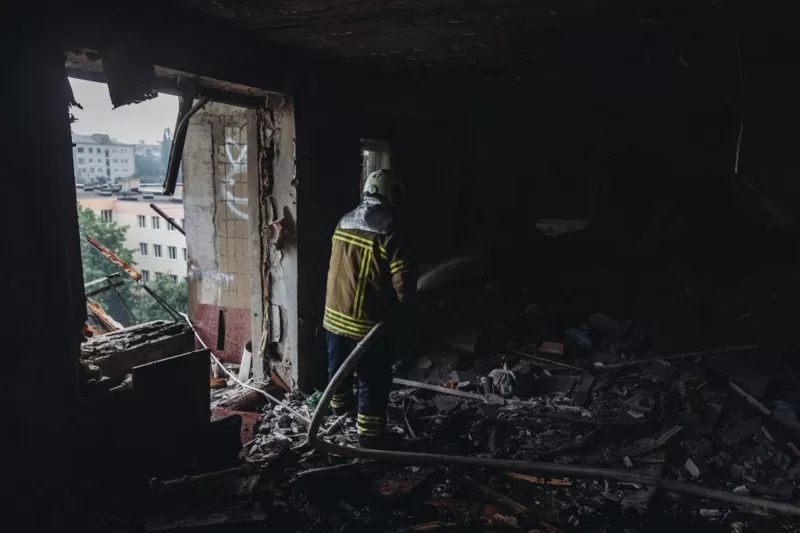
[184,102,254,363]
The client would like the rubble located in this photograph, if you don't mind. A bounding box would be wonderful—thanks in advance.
[135,280,800,532]
[80,320,194,382]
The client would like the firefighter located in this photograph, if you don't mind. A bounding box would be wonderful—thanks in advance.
[323,168,416,448]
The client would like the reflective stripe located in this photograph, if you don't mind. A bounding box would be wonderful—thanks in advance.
[354,248,372,319]
[379,246,388,260]
[357,426,383,437]
[333,234,371,250]
[357,414,384,423]
[324,308,375,328]
[334,230,373,247]
[335,230,373,246]
[324,319,372,337]
[323,315,373,336]
[325,306,375,326]
[390,260,407,274]
[324,320,365,338]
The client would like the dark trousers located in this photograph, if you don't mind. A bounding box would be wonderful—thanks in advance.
[327,331,392,437]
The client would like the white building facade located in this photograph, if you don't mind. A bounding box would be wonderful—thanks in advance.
[77,192,187,282]
[134,141,163,158]
[72,132,135,183]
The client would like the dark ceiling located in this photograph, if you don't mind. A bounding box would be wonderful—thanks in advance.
[175,0,729,79]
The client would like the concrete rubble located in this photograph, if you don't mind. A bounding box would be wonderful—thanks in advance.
[150,300,800,532]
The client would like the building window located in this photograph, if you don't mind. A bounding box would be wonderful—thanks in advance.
[77,147,84,153]
[182,247,187,261]
[151,216,160,230]
[167,222,175,232]
[77,158,84,164]
[139,242,148,255]
[89,168,95,173]
[141,270,150,282]
[88,147,93,153]
[80,168,86,174]
[88,158,92,163]
[169,274,178,282]
[168,246,177,260]
[181,218,185,228]
[153,244,162,258]
[100,210,112,222]
[112,159,118,163]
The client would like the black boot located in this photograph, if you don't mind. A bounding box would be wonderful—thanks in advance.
[331,401,355,416]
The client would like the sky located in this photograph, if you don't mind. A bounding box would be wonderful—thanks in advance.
[69,77,179,145]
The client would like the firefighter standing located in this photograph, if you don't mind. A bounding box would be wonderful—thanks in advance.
[323,169,416,448]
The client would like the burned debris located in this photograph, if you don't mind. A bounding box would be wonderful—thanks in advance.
[171,280,800,532]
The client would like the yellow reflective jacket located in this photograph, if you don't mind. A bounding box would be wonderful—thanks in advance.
[323,199,415,339]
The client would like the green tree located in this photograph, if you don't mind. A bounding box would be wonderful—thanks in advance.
[77,205,138,325]
[78,205,136,284]
[136,275,188,322]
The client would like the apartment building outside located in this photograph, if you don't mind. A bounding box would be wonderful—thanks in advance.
[134,141,163,158]
[77,190,187,282]
[72,132,135,183]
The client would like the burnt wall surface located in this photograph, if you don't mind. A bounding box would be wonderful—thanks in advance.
[294,73,364,390]
[3,27,85,521]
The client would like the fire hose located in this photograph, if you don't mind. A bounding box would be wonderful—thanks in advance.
[306,321,800,518]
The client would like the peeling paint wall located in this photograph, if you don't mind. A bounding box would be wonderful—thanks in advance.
[184,102,254,363]
[258,96,299,387]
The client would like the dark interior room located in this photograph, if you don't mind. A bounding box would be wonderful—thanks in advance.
[5,0,800,531]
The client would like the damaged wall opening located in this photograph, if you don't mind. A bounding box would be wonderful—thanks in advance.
[69,76,188,336]
[67,56,299,458]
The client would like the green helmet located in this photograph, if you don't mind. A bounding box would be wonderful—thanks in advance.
[363,169,404,208]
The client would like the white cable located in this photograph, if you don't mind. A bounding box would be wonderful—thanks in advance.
[180,312,312,425]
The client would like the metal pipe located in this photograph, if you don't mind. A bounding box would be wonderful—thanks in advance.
[393,377,491,402]
[162,96,208,196]
[149,203,185,235]
[594,344,759,370]
[306,323,800,517]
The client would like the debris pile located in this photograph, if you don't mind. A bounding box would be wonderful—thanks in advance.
[183,310,800,532]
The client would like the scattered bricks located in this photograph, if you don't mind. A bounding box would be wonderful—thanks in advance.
[450,370,481,389]
[685,458,704,478]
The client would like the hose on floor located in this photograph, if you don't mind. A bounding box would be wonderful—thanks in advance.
[306,321,800,518]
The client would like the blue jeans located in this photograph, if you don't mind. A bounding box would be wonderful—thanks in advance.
[327,332,392,437]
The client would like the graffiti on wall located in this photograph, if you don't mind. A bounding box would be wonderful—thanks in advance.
[221,136,249,221]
